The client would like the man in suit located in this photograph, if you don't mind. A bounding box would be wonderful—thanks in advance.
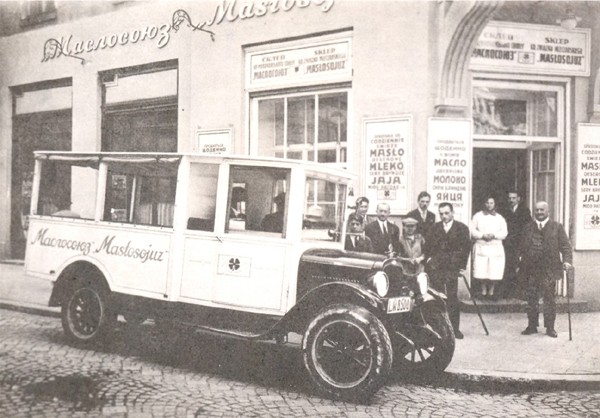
[365,202,401,256]
[518,201,572,338]
[424,202,471,339]
[345,214,374,253]
[406,191,436,238]
[502,191,532,298]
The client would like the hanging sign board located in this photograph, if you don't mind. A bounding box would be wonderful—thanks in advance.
[363,116,412,214]
[427,118,472,223]
[575,124,600,250]
[247,38,352,89]
[470,21,590,77]
[196,128,232,154]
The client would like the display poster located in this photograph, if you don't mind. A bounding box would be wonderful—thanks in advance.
[363,116,411,214]
[575,124,600,250]
[248,39,351,88]
[470,21,590,76]
[196,129,232,154]
[427,118,472,223]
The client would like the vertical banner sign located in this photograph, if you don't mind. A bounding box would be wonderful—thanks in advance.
[575,124,600,250]
[427,118,472,223]
[364,116,412,213]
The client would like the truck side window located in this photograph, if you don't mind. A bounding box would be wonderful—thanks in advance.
[186,163,219,231]
[226,166,290,237]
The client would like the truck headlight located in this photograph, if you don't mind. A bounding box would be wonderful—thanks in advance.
[416,272,429,295]
[369,271,389,297]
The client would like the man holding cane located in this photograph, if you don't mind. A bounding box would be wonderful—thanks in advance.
[519,201,573,338]
[424,202,471,339]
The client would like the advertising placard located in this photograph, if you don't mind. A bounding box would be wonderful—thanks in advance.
[427,118,472,223]
[247,39,352,89]
[363,116,412,214]
[470,21,590,76]
[196,129,232,154]
[575,124,600,250]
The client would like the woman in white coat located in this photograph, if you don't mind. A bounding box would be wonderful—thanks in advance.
[471,196,508,299]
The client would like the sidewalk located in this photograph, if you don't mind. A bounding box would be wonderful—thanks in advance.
[1,262,599,384]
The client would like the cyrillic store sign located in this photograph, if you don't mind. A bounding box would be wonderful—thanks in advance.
[575,124,600,250]
[427,118,472,223]
[247,39,351,88]
[470,21,590,77]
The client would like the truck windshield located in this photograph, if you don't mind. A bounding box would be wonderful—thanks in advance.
[302,176,347,243]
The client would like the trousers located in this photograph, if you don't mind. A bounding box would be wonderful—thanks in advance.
[524,269,556,329]
[429,270,460,332]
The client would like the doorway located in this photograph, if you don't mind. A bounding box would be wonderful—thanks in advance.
[472,148,528,215]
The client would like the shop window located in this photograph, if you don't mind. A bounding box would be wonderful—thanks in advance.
[101,62,178,152]
[225,166,290,237]
[473,86,558,138]
[254,91,348,166]
[532,148,556,216]
[20,1,57,27]
[302,176,347,243]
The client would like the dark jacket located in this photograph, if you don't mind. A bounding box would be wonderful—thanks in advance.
[344,234,374,253]
[365,220,401,255]
[518,219,573,280]
[424,220,471,272]
[406,208,436,238]
[502,204,532,250]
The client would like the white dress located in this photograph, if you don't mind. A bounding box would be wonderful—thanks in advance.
[471,211,508,281]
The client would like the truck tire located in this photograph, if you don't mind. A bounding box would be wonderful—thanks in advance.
[61,278,116,345]
[302,304,392,401]
[394,305,455,375]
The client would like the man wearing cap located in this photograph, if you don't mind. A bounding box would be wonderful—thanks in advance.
[398,217,426,275]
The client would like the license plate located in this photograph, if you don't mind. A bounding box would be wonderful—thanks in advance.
[387,296,412,313]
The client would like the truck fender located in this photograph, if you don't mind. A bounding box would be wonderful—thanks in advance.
[273,282,385,335]
[49,258,112,307]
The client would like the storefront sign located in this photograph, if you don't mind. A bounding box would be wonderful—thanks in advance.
[575,124,600,250]
[427,118,471,223]
[196,129,232,154]
[248,39,351,88]
[364,116,411,214]
[470,21,590,76]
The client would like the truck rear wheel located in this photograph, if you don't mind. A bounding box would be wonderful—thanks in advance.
[302,304,392,401]
[61,279,115,345]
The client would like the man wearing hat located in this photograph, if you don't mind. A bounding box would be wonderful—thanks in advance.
[398,217,426,274]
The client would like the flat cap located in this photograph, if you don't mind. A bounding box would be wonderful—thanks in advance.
[402,217,419,225]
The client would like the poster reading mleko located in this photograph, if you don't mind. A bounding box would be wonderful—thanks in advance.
[364,117,412,214]
[575,124,600,250]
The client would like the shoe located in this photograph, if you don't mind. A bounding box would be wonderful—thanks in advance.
[521,326,537,335]
[546,328,558,338]
[455,330,464,339]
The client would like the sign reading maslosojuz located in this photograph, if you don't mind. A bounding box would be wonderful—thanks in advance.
[470,21,590,76]
[575,124,600,250]
[427,118,471,223]
[247,39,351,88]
[364,116,411,214]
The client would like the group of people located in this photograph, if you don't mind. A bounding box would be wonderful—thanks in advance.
[344,191,573,339]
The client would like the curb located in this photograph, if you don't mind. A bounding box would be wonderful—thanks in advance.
[0,300,60,318]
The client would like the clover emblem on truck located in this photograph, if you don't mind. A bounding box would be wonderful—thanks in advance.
[228,258,240,271]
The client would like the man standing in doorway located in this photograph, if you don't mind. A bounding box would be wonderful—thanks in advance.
[407,191,436,238]
[502,191,531,298]
[519,201,572,338]
[365,202,400,256]
[424,202,471,339]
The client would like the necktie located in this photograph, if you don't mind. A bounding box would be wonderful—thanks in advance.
[351,236,356,248]
[382,222,388,235]
[538,222,543,231]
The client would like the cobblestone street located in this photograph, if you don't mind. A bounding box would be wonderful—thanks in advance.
[1,309,599,417]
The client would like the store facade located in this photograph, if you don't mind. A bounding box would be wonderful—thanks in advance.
[1,1,600,301]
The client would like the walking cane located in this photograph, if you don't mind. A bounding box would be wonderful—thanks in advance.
[564,265,573,341]
[460,272,489,336]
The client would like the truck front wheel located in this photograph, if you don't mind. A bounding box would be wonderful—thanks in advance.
[61,280,115,345]
[302,304,392,401]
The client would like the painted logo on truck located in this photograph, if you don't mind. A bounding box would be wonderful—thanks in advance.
[30,228,167,263]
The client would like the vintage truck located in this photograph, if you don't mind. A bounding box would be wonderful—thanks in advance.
[25,151,454,400]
